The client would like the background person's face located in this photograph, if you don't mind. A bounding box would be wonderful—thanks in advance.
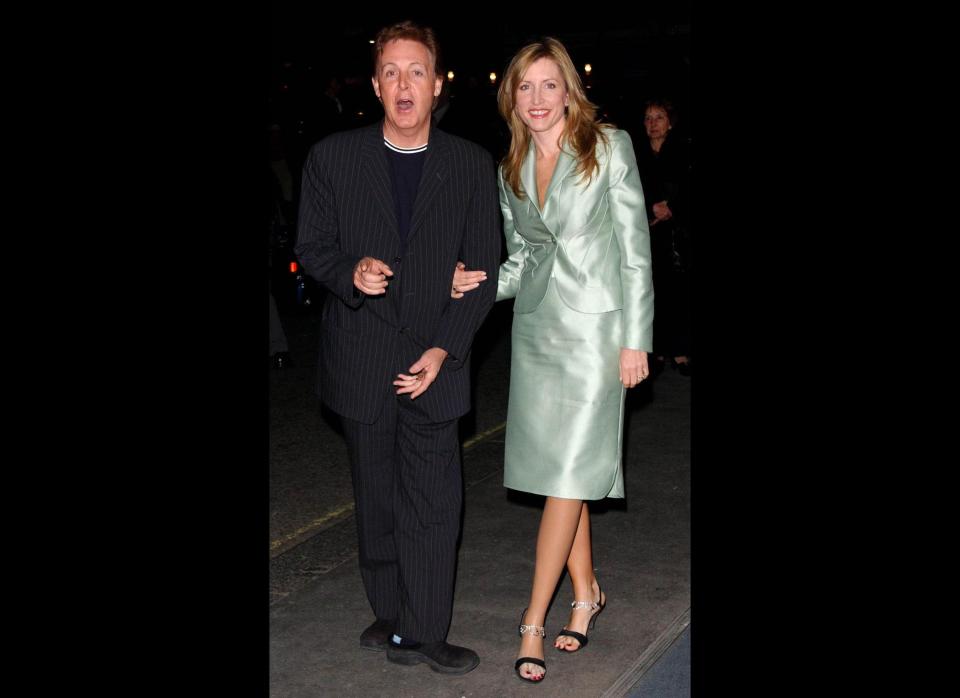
[644,107,671,140]
[372,39,442,137]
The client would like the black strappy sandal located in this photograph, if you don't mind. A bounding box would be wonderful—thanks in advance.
[515,608,547,683]
[555,585,606,652]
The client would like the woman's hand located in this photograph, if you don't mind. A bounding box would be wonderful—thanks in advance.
[619,348,649,388]
[451,260,488,299]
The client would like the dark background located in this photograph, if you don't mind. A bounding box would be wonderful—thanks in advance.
[268,7,691,166]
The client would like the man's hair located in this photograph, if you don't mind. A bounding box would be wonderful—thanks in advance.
[371,20,442,77]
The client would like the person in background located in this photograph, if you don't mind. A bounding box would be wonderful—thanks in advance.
[635,98,691,376]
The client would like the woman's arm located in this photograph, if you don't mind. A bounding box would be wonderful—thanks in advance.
[452,168,528,301]
[495,169,527,301]
[607,130,654,352]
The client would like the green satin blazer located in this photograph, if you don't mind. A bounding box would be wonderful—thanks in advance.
[495,127,654,351]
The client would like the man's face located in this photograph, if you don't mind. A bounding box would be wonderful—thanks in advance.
[372,39,443,139]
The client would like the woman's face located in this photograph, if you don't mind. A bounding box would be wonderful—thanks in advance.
[514,57,569,137]
[644,107,671,140]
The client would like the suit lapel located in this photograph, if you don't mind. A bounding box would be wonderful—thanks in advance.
[542,144,576,234]
[521,139,577,233]
[520,139,540,217]
[360,122,399,238]
[407,125,449,243]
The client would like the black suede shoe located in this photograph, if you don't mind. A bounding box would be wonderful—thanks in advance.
[386,639,480,674]
[359,618,395,652]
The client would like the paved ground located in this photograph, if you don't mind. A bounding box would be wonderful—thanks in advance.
[269,301,690,695]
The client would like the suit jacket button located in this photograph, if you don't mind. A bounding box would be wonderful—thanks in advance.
[394,256,402,263]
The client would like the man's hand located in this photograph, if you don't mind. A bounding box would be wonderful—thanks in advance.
[353,257,394,295]
[394,347,449,399]
[451,261,487,299]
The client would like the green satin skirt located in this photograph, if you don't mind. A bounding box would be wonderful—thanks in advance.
[503,278,626,500]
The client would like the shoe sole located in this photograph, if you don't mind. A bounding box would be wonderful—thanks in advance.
[386,648,479,675]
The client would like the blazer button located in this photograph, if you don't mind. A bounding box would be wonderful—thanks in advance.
[399,326,408,334]
[394,256,402,263]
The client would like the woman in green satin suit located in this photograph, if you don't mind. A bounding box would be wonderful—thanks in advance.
[454,37,653,683]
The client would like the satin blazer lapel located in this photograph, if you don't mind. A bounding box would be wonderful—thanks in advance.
[360,123,399,238]
[407,126,449,243]
[519,139,577,235]
[519,140,541,218]
[542,146,576,235]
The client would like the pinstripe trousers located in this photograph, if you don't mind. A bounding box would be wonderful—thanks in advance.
[341,392,463,643]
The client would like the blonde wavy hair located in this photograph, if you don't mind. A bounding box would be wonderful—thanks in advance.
[497,37,610,198]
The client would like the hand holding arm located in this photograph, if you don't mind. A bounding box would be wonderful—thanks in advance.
[451,260,488,299]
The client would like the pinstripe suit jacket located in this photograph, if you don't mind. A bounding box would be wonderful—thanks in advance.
[295,122,501,424]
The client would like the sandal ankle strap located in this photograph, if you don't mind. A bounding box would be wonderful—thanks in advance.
[519,623,546,637]
[570,600,601,611]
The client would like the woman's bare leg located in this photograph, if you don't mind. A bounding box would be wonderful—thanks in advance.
[556,502,604,651]
[517,496,583,679]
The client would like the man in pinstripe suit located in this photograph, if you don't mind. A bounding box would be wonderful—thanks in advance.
[295,21,499,675]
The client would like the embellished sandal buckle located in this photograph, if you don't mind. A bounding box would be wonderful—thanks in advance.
[518,623,546,637]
